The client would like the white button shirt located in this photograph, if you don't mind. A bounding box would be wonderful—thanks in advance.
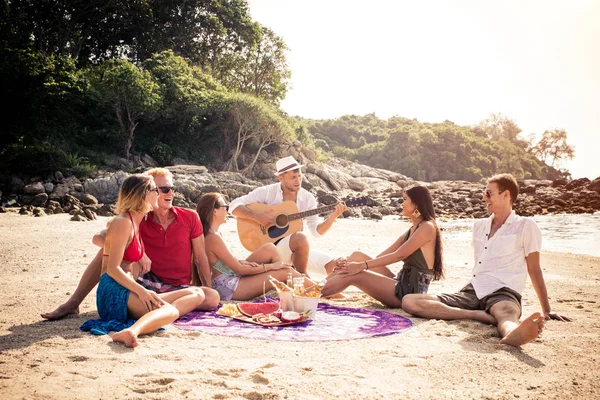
[471,211,542,298]
[229,182,322,237]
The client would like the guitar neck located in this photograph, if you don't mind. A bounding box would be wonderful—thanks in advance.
[287,204,337,222]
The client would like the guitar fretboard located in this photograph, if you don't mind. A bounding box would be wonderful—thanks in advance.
[286,204,338,222]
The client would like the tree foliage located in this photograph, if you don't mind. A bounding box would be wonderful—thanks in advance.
[212,92,295,172]
[534,128,575,168]
[301,113,573,182]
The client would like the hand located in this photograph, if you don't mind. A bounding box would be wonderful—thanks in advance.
[241,260,261,268]
[256,210,275,227]
[331,201,347,218]
[268,261,292,271]
[138,253,152,275]
[136,288,164,312]
[544,312,572,322]
[334,261,365,276]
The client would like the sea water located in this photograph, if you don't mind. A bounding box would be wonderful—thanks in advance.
[440,212,600,257]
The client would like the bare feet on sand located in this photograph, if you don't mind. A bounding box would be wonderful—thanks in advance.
[41,303,79,320]
[112,329,139,348]
[500,312,545,347]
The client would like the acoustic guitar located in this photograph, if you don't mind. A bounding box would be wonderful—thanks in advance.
[236,197,371,251]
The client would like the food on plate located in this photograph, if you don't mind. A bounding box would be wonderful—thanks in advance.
[216,303,239,316]
[280,311,302,323]
[237,301,280,317]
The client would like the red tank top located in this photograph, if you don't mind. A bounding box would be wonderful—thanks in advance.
[104,212,145,263]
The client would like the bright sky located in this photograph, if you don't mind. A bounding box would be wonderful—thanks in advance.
[248,0,600,179]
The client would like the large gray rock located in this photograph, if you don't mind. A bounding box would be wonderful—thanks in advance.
[31,193,48,207]
[23,182,45,195]
[83,171,129,204]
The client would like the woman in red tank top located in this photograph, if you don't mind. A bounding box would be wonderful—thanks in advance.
[90,174,212,348]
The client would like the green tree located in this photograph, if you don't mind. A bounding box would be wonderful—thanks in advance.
[219,26,291,105]
[86,59,161,158]
[215,92,294,173]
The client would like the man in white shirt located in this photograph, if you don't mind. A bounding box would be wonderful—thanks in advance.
[402,173,570,346]
[230,156,347,275]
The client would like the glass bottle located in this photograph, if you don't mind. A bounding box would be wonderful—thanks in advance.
[286,272,293,289]
[304,278,327,298]
[293,276,305,296]
[268,275,291,292]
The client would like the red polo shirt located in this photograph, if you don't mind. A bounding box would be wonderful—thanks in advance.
[139,206,203,286]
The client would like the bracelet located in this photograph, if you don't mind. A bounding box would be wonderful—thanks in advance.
[263,263,267,272]
[365,261,369,270]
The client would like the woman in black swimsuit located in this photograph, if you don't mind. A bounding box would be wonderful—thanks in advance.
[321,186,444,308]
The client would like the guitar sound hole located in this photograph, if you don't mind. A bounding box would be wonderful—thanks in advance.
[275,214,289,228]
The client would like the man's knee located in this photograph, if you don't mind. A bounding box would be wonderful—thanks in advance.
[402,294,438,315]
[489,301,520,320]
[289,232,309,251]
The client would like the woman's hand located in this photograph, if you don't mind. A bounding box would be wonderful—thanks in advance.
[334,261,366,276]
[136,288,164,312]
[240,260,261,268]
[267,261,292,271]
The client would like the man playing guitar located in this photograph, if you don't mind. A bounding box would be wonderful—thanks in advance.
[230,156,347,276]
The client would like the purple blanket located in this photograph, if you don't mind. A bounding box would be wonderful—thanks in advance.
[173,302,412,341]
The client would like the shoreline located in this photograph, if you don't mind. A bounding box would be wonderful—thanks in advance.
[0,213,599,399]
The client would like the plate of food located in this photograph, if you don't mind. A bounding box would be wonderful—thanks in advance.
[216,302,310,327]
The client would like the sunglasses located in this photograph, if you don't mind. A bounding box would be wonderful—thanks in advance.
[147,187,159,194]
[482,189,505,198]
[158,186,177,194]
[216,203,229,212]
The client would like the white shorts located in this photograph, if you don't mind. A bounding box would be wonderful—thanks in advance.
[276,235,335,277]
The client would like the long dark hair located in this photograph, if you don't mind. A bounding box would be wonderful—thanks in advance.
[196,192,222,235]
[406,186,444,280]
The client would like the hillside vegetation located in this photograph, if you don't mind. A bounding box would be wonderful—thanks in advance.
[0,1,573,185]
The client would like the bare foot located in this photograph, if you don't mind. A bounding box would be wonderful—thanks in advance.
[500,312,544,347]
[112,329,139,348]
[41,303,80,320]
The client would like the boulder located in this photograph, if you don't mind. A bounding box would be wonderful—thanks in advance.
[31,193,48,207]
[83,171,128,203]
[588,177,600,194]
[23,182,45,195]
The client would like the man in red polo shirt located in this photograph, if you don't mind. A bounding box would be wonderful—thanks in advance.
[42,168,219,320]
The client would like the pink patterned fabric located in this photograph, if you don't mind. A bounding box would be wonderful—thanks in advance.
[173,301,412,342]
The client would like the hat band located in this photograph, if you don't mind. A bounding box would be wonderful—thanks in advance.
[277,163,299,174]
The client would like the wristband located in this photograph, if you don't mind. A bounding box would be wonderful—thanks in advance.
[263,263,267,272]
[365,261,369,270]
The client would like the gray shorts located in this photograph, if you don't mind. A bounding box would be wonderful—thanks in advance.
[437,283,522,314]
[212,273,241,302]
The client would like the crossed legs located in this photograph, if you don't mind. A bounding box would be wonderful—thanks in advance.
[321,271,403,308]
[113,287,208,347]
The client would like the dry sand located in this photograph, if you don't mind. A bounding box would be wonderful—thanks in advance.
[0,211,599,399]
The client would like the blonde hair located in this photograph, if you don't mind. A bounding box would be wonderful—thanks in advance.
[145,167,173,179]
[115,174,154,214]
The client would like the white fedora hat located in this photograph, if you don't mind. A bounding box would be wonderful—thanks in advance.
[274,156,304,176]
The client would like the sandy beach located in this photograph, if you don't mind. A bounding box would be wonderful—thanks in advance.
[0,211,599,399]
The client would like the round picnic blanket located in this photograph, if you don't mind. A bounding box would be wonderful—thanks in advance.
[173,302,412,341]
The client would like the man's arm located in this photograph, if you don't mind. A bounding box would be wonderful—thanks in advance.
[191,235,212,288]
[526,252,571,321]
[230,186,276,226]
[316,202,347,235]
[231,205,275,227]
